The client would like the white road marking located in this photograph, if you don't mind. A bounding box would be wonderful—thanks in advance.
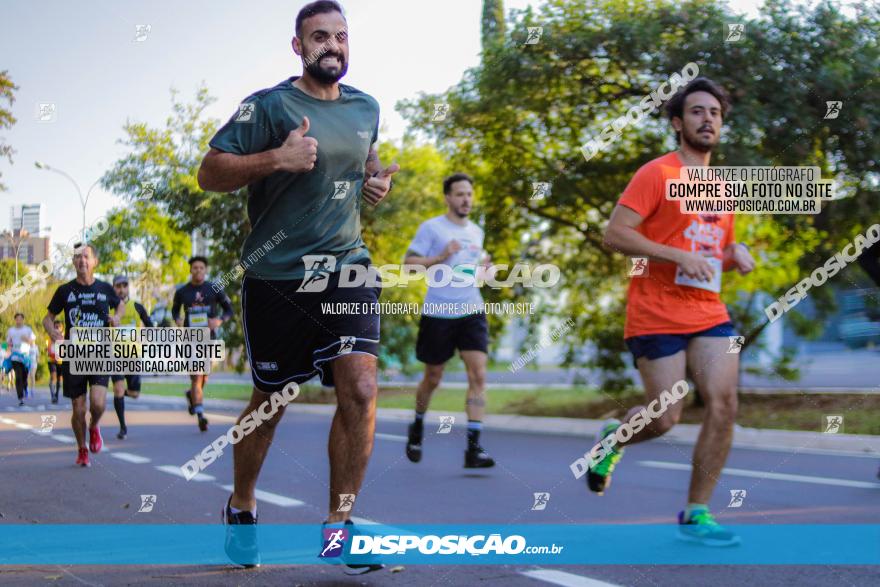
[521,569,622,587]
[156,464,215,482]
[219,485,304,507]
[112,452,151,464]
[375,432,407,442]
[15,422,32,429]
[50,434,76,443]
[0,417,16,424]
[639,460,880,489]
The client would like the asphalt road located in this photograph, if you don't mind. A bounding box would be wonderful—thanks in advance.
[1,386,878,586]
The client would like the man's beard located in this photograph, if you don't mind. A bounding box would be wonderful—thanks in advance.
[305,54,349,84]
[681,126,717,154]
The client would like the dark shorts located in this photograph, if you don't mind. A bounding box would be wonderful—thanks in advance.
[111,374,142,391]
[62,362,109,399]
[48,362,61,375]
[242,269,381,392]
[416,313,489,365]
[625,321,737,368]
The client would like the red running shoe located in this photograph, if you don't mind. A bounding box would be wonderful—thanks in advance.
[76,447,90,467]
[89,426,103,453]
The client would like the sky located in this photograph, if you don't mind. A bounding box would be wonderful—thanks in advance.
[1,0,781,247]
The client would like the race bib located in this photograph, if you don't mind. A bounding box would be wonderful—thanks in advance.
[674,257,722,293]
[190,312,208,328]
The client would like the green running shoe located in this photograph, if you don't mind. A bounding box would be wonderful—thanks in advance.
[586,419,624,495]
[677,508,740,547]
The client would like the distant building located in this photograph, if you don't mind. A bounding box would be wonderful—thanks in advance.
[10,204,42,235]
[0,230,50,265]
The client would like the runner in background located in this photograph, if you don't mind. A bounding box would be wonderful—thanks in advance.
[43,244,124,467]
[403,173,495,469]
[46,319,64,404]
[171,256,234,432]
[6,313,34,406]
[111,275,154,440]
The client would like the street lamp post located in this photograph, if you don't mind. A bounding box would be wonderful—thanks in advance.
[2,226,30,283]
[34,161,101,241]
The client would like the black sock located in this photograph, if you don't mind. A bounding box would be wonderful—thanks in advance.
[413,411,425,432]
[114,396,126,429]
[467,421,482,451]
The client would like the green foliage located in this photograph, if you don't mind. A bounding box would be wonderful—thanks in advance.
[89,202,191,310]
[400,0,880,391]
[0,70,18,191]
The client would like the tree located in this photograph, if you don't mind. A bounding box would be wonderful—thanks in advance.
[481,0,506,51]
[89,202,192,311]
[0,70,18,191]
[400,0,880,391]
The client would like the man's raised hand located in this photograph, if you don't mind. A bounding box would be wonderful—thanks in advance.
[275,116,318,173]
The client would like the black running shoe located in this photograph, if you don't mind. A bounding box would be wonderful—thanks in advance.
[222,496,260,568]
[464,445,495,468]
[185,389,195,415]
[405,422,423,463]
[117,426,127,440]
[198,414,208,432]
[321,519,384,575]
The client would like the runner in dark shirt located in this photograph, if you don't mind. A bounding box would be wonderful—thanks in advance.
[171,256,233,432]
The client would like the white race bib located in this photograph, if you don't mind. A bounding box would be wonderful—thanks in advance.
[674,257,722,293]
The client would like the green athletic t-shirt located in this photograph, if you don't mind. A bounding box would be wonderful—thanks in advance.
[209,76,380,280]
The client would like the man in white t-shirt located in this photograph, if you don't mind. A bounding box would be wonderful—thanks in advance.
[6,312,35,406]
[403,173,495,469]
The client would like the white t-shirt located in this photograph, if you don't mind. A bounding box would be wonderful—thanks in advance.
[7,325,34,360]
[407,215,485,318]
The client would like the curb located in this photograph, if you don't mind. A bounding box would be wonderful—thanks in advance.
[138,393,880,457]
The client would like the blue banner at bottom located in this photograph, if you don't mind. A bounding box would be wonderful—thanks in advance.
[0,524,877,565]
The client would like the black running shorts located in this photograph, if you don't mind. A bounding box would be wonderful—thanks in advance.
[62,362,109,399]
[416,313,489,365]
[242,270,381,392]
[111,374,142,392]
